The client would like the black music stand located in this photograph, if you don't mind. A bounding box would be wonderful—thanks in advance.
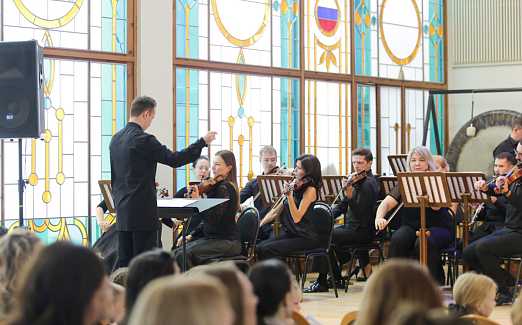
[445,172,488,248]
[378,176,398,200]
[257,175,293,205]
[320,175,344,204]
[388,154,408,175]
[397,172,451,266]
[157,198,228,272]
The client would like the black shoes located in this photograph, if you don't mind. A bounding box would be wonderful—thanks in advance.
[303,280,329,293]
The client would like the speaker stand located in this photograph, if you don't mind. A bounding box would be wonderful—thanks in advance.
[18,139,25,228]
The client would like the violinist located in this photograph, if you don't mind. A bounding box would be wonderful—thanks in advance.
[256,154,322,260]
[305,148,378,293]
[515,141,522,163]
[467,152,514,243]
[240,146,281,240]
[375,146,452,284]
[463,151,522,305]
[173,150,241,269]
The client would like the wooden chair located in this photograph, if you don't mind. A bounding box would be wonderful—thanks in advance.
[340,311,358,325]
[292,311,311,325]
[461,314,502,325]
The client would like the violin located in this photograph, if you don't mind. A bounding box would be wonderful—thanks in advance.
[187,175,226,197]
[284,175,314,194]
[330,170,368,207]
[482,162,522,194]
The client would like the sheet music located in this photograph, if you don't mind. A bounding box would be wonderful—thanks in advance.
[157,198,197,208]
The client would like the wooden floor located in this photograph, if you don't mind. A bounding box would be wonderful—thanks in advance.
[300,280,512,325]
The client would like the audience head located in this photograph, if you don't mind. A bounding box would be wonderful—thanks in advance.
[295,154,322,190]
[125,249,177,315]
[192,155,210,180]
[248,259,293,325]
[259,145,278,174]
[389,304,472,325]
[433,155,449,172]
[128,275,234,325]
[352,148,373,173]
[129,96,156,130]
[0,229,41,317]
[452,273,497,317]
[357,259,442,325]
[407,146,437,172]
[11,241,111,325]
[185,262,257,325]
[512,294,522,325]
[110,267,129,287]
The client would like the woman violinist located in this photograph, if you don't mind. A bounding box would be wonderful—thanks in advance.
[173,150,241,269]
[256,154,323,260]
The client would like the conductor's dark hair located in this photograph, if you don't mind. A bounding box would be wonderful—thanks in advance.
[130,96,156,117]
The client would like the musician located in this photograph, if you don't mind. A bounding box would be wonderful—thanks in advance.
[516,141,522,163]
[173,150,241,268]
[463,152,522,304]
[375,146,452,284]
[240,145,280,240]
[256,154,323,260]
[468,152,515,243]
[163,156,211,235]
[110,96,216,267]
[493,116,522,159]
[305,148,378,293]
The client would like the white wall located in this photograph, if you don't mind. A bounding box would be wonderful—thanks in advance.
[138,0,174,248]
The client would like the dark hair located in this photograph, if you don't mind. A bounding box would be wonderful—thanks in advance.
[215,150,238,187]
[248,259,292,324]
[512,116,522,129]
[353,148,373,162]
[110,267,129,287]
[125,250,176,315]
[130,96,156,117]
[192,155,209,169]
[389,304,472,325]
[11,241,105,325]
[495,151,516,165]
[295,154,322,190]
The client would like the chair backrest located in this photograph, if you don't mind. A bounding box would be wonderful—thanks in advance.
[340,311,358,325]
[237,207,260,257]
[311,202,334,248]
[461,315,501,325]
[292,311,311,325]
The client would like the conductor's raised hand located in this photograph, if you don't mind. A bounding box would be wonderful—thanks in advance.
[203,131,217,145]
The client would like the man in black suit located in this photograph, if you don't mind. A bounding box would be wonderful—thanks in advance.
[110,96,216,267]
[493,116,522,158]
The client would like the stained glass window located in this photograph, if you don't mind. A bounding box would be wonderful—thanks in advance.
[356,85,377,170]
[3,0,128,53]
[379,86,401,176]
[2,58,127,245]
[175,68,299,189]
[305,80,351,174]
[304,0,350,73]
[354,0,444,82]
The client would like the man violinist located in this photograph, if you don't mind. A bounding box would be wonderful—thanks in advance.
[463,151,522,304]
[305,148,378,293]
[240,145,282,240]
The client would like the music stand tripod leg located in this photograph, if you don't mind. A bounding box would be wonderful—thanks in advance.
[181,214,194,272]
[418,196,429,266]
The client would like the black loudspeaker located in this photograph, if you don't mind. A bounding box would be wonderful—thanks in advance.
[0,40,44,139]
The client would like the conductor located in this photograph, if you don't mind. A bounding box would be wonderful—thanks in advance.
[110,96,217,267]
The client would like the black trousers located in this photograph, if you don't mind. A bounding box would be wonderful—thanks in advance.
[256,232,321,260]
[173,238,241,269]
[389,225,450,284]
[315,226,373,280]
[115,230,158,268]
[463,228,522,289]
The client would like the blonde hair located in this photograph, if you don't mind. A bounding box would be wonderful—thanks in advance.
[453,273,497,316]
[433,155,449,172]
[0,229,41,318]
[356,259,442,325]
[512,295,522,325]
[407,146,437,172]
[128,275,231,325]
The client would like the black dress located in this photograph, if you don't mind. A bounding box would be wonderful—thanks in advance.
[173,180,241,268]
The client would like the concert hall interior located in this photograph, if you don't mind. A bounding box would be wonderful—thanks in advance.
[0,1,522,325]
